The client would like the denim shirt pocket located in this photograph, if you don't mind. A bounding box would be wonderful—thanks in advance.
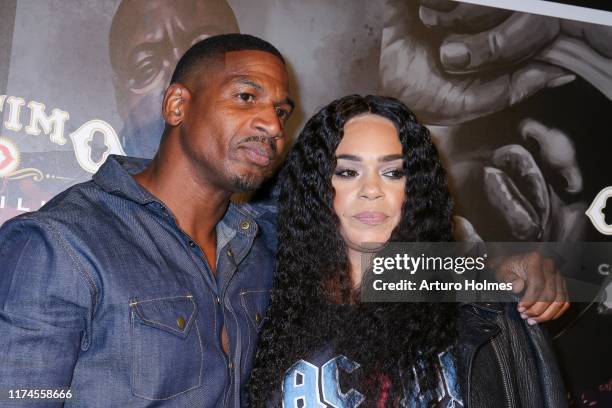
[240,289,271,332]
[129,294,203,400]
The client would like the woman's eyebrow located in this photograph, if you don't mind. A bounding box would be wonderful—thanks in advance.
[336,154,403,162]
[336,154,361,161]
[379,154,403,162]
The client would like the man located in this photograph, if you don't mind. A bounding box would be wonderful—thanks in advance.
[0,34,292,407]
[109,0,240,158]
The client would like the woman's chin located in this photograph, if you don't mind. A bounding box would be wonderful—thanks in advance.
[346,239,390,253]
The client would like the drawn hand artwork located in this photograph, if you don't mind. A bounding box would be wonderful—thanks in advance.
[380,0,612,126]
[378,0,612,246]
[449,118,587,242]
[482,119,586,242]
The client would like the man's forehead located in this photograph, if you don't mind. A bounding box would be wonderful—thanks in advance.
[188,50,291,102]
[222,50,288,81]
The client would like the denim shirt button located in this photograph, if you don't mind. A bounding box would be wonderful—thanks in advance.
[176,316,186,330]
[188,240,196,248]
[255,313,262,323]
[228,361,234,369]
[226,248,233,258]
[240,220,250,231]
[216,296,221,304]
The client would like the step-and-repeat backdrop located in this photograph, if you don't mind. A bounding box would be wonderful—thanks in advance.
[0,0,610,404]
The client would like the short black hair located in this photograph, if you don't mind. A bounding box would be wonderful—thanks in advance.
[170,33,285,85]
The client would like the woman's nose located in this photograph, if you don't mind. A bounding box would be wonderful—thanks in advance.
[359,174,384,200]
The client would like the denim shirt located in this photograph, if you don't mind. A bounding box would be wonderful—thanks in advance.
[0,155,277,407]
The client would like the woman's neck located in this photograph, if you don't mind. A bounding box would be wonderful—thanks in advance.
[347,247,363,289]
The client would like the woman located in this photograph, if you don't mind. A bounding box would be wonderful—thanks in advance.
[250,95,565,407]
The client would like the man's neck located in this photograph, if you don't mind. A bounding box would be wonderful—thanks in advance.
[133,149,231,271]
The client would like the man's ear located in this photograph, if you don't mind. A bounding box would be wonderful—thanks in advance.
[162,84,189,126]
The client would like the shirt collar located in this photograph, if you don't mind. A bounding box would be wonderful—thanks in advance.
[93,155,262,240]
[92,155,158,205]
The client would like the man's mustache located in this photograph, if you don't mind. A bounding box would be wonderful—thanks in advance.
[240,135,278,154]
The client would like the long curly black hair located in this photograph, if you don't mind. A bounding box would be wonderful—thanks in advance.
[250,95,459,406]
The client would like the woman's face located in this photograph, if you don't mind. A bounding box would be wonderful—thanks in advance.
[332,114,406,252]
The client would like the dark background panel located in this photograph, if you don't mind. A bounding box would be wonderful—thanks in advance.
[545,0,612,13]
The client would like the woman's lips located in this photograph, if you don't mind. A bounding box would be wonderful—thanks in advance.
[353,212,389,226]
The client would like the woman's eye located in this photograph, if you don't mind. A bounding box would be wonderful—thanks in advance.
[334,168,359,178]
[383,169,405,179]
[238,93,255,102]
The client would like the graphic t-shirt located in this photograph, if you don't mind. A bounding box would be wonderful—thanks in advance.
[280,346,463,407]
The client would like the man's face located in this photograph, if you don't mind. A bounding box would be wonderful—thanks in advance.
[110,0,239,156]
[180,50,293,193]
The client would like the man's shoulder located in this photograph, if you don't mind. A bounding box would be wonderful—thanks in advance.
[0,186,96,281]
[26,179,109,222]
[1,178,120,243]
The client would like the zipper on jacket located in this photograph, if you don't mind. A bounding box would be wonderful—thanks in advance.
[489,336,514,408]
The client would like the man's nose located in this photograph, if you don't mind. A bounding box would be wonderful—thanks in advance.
[359,174,384,200]
[252,106,283,138]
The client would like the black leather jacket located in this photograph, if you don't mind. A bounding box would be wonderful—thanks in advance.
[457,303,567,408]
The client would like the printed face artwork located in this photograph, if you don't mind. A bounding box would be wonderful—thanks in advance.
[109,0,240,157]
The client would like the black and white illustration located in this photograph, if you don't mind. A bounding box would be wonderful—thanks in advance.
[0,1,610,405]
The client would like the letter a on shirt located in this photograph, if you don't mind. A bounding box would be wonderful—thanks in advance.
[283,356,364,407]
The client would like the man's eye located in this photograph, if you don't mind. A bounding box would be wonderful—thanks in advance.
[238,93,255,102]
[383,169,405,179]
[334,168,359,178]
[276,108,289,120]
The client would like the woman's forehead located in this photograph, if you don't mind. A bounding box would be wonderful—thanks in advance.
[337,114,402,155]
[344,113,396,130]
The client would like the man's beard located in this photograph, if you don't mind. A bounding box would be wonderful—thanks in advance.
[229,171,267,193]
